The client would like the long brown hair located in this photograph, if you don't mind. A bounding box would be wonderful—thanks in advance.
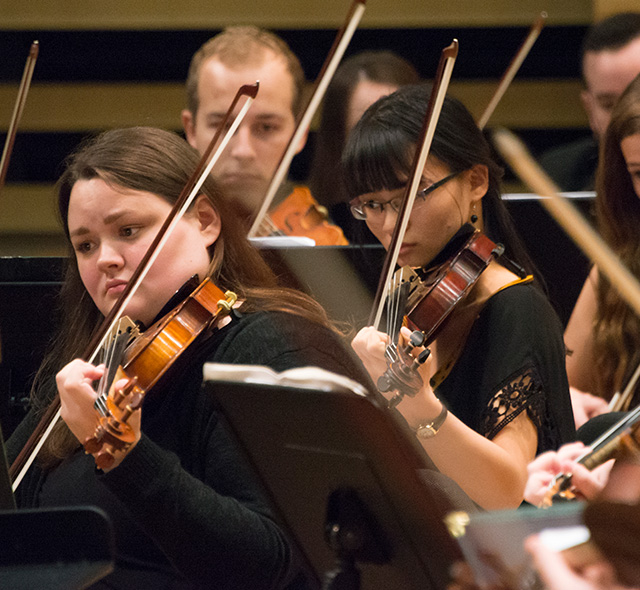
[593,73,640,399]
[33,126,331,464]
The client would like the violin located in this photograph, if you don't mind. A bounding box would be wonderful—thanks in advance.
[541,407,640,507]
[379,226,504,406]
[404,226,504,340]
[266,186,348,245]
[84,277,238,469]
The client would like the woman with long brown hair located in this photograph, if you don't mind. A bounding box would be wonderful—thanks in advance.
[7,126,371,589]
[566,73,640,411]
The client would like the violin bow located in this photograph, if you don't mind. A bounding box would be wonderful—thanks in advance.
[10,83,259,490]
[493,128,640,320]
[609,360,640,412]
[247,0,366,238]
[369,40,459,330]
[0,41,39,194]
[477,13,546,130]
[541,402,640,506]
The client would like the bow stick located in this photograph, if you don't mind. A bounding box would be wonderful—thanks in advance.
[10,83,259,490]
[247,0,366,238]
[477,13,546,130]
[493,128,640,320]
[540,402,640,507]
[369,41,459,330]
[0,41,39,194]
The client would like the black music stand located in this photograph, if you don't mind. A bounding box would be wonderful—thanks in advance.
[204,364,478,590]
[0,506,115,590]
[0,418,114,589]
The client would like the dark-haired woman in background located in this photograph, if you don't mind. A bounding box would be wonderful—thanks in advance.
[344,85,575,510]
[309,50,420,242]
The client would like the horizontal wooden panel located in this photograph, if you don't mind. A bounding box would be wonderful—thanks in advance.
[0,83,185,131]
[0,0,592,29]
[594,0,639,20]
[0,233,66,257]
[0,182,65,260]
[449,80,589,128]
[0,184,60,233]
[0,80,589,133]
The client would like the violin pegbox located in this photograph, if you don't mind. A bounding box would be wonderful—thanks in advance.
[84,370,144,471]
[378,330,431,409]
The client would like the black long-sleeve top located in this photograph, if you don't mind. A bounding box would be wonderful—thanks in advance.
[8,310,373,589]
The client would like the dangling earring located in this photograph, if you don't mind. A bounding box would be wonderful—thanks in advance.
[470,205,478,224]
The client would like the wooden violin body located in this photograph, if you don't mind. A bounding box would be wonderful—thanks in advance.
[266,186,348,245]
[84,278,237,469]
[405,227,504,343]
[378,226,503,404]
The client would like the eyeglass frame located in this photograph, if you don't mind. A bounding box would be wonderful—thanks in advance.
[349,171,460,221]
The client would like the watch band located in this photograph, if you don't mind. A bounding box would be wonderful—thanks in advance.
[413,400,448,439]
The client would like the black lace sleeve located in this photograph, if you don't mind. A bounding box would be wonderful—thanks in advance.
[433,283,575,453]
[480,363,559,451]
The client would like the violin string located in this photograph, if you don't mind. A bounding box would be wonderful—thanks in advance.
[94,327,117,416]
[94,324,132,415]
[259,214,282,237]
[391,273,401,344]
[385,272,402,363]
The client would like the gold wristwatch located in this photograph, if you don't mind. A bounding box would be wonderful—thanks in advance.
[414,400,448,439]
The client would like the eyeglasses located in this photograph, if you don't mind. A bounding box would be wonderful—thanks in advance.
[349,172,459,222]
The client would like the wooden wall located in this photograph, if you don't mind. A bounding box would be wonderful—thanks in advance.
[1,0,597,255]
[2,0,591,29]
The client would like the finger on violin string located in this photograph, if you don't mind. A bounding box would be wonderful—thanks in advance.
[56,359,105,396]
[352,326,389,356]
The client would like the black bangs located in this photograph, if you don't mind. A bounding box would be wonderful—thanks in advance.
[342,120,413,198]
[341,84,434,199]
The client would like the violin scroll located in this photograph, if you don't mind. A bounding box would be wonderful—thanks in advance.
[84,374,143,470]
[378,330,431,408]
[539,472,576,508]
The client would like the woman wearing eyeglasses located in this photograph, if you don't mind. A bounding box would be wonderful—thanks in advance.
[343,85,575,510]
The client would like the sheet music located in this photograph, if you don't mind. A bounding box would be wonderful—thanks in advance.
[203,363,369,397]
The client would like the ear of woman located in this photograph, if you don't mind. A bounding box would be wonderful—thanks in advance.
[191,194,221,247]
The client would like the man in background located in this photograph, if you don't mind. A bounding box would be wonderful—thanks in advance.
[182,26,306,221]
[182,26,347,244]
[540,13,640,191]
